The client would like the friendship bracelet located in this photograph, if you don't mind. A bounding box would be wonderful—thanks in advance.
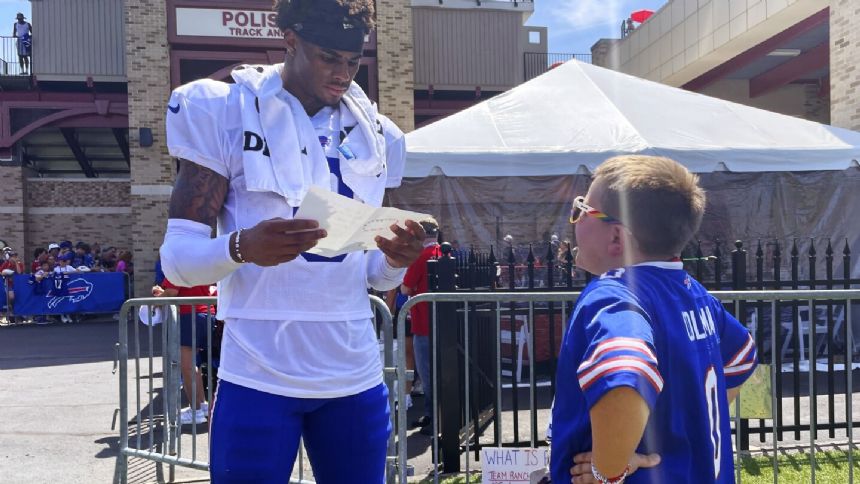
[233,229,247,263]
[591,463,629,484]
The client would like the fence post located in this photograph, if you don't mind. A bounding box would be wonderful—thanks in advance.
[731,240,750,452]
[432,244,462,473]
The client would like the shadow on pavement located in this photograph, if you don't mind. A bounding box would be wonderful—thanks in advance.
[0,319,162,370]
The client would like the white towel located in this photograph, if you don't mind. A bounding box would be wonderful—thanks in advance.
[231,64,387,207]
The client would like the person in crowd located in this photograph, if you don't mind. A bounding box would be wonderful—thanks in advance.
[1,249,25,274]
[159,0,423,481]
[31,248,47,273]
[115,250,133,275]
[400,219,441,436]
[1,250,25,321]
[72,242,94,269]
[34,260,51,280]
[12,12,31,75]
[58,240,73,255]
[551,156,758,484]
[47,243,60,259]
[152,278,215,424]
[52,252,78,323]
[99,246,118,271]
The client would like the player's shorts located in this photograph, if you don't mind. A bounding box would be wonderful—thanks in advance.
[209,380,391,483]
[179,312,212,348]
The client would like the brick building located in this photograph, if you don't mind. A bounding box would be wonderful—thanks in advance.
[591,0,859,132]
[0,0,545,296]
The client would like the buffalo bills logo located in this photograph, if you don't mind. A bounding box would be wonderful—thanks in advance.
[47,277,94,309]
[684,275,692,290]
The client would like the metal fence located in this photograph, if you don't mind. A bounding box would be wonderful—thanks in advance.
[523,52,592,81]
[445,237,858,291]
[115,295,410,483]
[405,289,860,483]
[0,35,30,76]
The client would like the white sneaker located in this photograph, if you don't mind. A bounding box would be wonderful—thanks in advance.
[179,406,207,425]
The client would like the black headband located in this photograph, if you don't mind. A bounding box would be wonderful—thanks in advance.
[292,18,367,53]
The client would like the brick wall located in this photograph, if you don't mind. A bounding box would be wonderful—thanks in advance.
[27,214,133,259]
[0,166,26,253]
[376,0,415,132]
[25,179,130,207]
[126,0,173,296]
[830,0,860,131]
[23,179,132,263]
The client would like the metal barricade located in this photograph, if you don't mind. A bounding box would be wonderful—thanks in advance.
[116,295,408,483]
[401,289,860,484]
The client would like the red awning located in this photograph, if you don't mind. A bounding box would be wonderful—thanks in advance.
[630,9,654,23]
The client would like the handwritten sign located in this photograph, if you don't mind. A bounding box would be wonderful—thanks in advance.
[481,447,549,484]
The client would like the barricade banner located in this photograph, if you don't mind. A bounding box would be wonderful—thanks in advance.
[12,273,126,315]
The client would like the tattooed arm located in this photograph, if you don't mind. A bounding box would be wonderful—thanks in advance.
[169,159,229,229]
[168,159,326,267]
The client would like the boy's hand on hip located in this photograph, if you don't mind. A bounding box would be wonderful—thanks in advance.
[570,452,661,483]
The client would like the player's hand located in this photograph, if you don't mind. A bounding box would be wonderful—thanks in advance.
[570,452,661,483]
[240,218,327,266]
[151,285,164,297]
[375,220,426,268]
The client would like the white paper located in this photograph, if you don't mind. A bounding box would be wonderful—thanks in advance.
[294,186,431,257]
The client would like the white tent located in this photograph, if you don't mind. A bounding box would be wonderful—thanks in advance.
[390,60,860,280]
[405,60,860,177]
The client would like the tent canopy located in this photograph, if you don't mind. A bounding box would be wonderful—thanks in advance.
[405,60,860,177]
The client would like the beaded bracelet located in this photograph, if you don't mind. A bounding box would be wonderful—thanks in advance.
[233,229,247,263]
[591,463,629,484]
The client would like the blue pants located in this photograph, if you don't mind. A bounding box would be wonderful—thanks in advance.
[179,312,211,348]
[210,380,391,483]
[413,334,434,418]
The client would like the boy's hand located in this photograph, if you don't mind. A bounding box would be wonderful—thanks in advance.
[570,452,661,483]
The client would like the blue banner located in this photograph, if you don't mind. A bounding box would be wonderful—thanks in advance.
[12,272,126,315]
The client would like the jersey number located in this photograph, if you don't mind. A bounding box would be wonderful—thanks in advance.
[704,366,721,479]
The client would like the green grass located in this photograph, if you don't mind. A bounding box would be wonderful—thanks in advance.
[418,450,860,483]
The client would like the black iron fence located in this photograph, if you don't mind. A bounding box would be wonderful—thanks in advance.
[523,52,591,81]
[425,237,860,472]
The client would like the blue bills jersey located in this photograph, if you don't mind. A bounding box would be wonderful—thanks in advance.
[550,262,757,483]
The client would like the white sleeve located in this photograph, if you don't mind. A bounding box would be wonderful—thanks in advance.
[160,218,242,287]
[166,80,232,178]
[379,114,405,188]
[366,250,406,292]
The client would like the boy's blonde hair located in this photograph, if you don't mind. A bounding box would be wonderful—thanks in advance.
[593,155,706,257]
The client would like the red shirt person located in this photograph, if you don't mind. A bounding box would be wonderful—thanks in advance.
[400,219,441,430]
[152,277,215,424]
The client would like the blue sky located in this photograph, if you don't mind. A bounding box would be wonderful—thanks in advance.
[527,0,668,54]
[1,0,30,34]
